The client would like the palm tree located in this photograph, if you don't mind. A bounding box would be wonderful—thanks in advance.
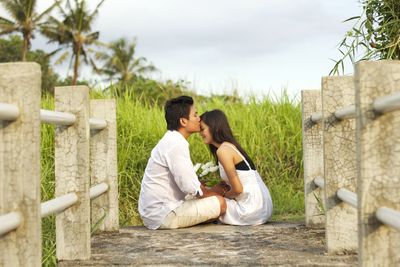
[41,0,104,85]
[94,38,157,84]
[0,0,60,61]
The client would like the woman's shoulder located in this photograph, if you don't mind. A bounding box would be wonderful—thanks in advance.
[216,142,237,156]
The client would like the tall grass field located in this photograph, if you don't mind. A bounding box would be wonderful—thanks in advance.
[40,91,303,266]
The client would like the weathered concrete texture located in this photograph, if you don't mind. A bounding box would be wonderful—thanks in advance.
[301,90,325,228]
[55,86,91,260]
[322,76,358,254]
[90,100,119,232]
[355,60,400,266]
[0,62,42,266]
[58,223,357,266]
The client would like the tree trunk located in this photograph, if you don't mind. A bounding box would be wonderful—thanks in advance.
[21,36,29,61]
[73,45,81,86]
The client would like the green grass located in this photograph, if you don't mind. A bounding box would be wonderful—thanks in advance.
[40,91,303,266]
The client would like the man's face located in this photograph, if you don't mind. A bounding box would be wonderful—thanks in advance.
[184,105,201,133]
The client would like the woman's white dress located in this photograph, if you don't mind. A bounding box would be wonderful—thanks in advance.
[218,145,273,225]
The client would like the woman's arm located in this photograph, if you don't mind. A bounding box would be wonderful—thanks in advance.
[217,146,243,198]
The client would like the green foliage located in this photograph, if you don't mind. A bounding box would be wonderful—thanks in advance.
[94,37,157,83]
[0,35,60,94]
[0,35,22,62]
[40,92,303,265]
[40,0,105,85]
[0,0,59,61]
[330,0,400,75]
[105,78,193,106]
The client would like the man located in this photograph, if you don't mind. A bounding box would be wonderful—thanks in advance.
[138,95,226,230]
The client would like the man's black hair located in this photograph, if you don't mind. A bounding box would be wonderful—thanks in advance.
[164,95,194,131]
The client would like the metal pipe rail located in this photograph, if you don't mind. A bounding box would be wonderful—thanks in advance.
[41,193,79,218]
[337,188,358,208]
[313,177,325,189]
[310,112,323,123]
[376,207,400,230]
[0,212,22,236]
[89,118,107,130]
[40,182,109,218]
[41,109,107,130]
[373,91,400,114]
[0,103,19,121]
[0,103,107,130]
[40,109,76,126]
[90,182,109,200]
[310,105,356,124]
[334,105,356,120]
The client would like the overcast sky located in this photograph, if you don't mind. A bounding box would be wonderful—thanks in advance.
[4,0,363,99]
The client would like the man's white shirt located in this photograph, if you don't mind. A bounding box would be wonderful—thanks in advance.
[138,130,203,229]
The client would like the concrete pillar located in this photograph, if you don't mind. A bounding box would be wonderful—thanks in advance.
[355,60,400,266]
[322,76,358,253]
[55,86,91,260]
[0,63,42,266]
[90,100,119,232]
[301,90,325,227]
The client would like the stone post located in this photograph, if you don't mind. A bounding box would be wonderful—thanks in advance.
[322,76,358,253]
[301,90,325,227]
[355,60,400,266]
[0,63,42,266]
[55,86,91,260]
[90,100,119,232]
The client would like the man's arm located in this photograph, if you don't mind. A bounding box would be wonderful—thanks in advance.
[166,144,203,196]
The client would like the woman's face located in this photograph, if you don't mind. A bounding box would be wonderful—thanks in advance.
[200,121,213,144]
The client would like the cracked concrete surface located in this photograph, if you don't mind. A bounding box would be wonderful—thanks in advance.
[59,222,357,266]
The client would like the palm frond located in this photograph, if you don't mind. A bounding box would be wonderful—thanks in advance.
[34,0,61,23]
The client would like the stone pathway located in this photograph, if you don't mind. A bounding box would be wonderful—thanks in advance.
[59,222,357,266]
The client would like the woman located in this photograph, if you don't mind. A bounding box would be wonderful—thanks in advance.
[200,109,273,225]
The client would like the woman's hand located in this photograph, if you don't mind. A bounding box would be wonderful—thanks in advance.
[211,181,231,196]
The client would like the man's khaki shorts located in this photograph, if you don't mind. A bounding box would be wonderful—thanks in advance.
[159,196,220,229]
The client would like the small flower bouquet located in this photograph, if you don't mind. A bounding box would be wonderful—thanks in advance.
[193,161,220,186]
[194,161,231,196]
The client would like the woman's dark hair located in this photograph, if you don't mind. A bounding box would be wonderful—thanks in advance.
[164,96,193,131]
[200,109,252,164]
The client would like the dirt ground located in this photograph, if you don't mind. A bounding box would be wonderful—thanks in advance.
[59,222,357,266]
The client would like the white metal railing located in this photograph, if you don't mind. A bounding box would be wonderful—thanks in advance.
[334,105,356,120]
[376,207,400,230]
[41,109,107,130]
[373,91,400,114]
[40,109,76,126]
[0,103,19,121]
[90,183,109,200]
[0,104,107,130]
[0,184,110,235]
[314,177,325,189]
[41,193,79,218]
[39,183,109,219]
[310,111,323,123]
[310,91,400,124]
[0,212,21,236]
[337,188,357,208]
[89,118,107,130]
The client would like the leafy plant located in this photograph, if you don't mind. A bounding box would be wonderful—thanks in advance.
[40,0,105,85]
[93,38,157,84]
[0,0,60,61]
[330,0,400,75]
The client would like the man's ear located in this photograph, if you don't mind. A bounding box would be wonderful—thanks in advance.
[180,117,187,127]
